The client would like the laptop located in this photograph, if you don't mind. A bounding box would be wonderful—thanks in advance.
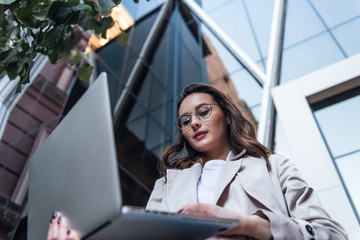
[28,73,239,240]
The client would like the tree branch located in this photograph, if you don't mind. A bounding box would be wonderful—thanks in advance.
[2,0,22,11]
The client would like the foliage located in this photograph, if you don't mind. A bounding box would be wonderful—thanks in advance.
[0,0,133,92]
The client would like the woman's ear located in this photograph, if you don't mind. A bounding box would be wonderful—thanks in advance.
[227,117,230,124]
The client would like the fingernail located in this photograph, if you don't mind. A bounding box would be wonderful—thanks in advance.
[58,216,62,225]
[67,229,71,235]
[52,211,57,219]
[177,208,183,213]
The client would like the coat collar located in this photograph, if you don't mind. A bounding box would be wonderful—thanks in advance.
[165,150,246,211]
[166,163,202,211]
[213,149,246,202]
[238,155,284,213]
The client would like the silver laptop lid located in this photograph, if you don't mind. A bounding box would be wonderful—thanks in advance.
[28,73,121,240]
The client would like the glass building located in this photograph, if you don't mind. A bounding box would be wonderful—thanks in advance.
[0,0,359,238]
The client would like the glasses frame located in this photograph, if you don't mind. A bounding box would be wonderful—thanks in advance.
[175,102,218,130]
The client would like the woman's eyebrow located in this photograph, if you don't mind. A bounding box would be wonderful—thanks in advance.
[179,112,190,118]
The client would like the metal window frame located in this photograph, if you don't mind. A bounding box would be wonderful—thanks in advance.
[182,0,287,148]
[113,0,175,126]
[257,0,287,147]
[182,0,266,86]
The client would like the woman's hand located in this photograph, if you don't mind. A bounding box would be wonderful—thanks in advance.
[47,211,80,240]
[179,203,271,240]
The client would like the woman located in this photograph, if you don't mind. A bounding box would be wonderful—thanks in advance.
[48,83,347,240]
[145,83,347,240]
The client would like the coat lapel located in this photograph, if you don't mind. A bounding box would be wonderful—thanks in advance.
[214,150,246,204]
[166,163,202,212]
[214,159,243,204]
[238,156,281,212]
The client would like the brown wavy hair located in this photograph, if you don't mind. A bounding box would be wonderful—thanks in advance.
[158,83,272,177]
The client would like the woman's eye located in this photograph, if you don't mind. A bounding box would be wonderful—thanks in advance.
[182,118,191,126]
[199,110,209,116]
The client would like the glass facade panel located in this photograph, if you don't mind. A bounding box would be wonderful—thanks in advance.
[332,17,360,57]
[280,32,344,83]
[281,0,360,84]
[335,152,360,216]
[200,27,245,74]
[198,24,263,108]
[96,10,159,108]
[309,0,360,28]
[313,94,360,158]
[273,115,293,159]
[121,0,165,21]
[313,94,360,219]
[283,0,325,48]
[248,103,261,124]
[240,0,274,61]
[228,69,262,108]
[202,0,273,65]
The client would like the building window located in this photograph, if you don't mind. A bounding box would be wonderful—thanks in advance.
[312,89,360,221]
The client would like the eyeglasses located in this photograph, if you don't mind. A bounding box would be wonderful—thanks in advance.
[175,102,218,130]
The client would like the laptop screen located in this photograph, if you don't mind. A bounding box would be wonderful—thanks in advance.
[28,73,122,239]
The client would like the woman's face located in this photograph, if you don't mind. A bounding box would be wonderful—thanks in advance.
[178,93,230,156]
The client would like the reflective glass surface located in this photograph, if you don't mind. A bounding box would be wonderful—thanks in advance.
[283,0,325,48]
[314,95,360,158]
[281,0,360,83]
[281,32,344,83]
[309,0,360,28]
[335,152,360,216]
[198,24,263,127]
[96,11,159,108]
[314,94,360,217]
[202,0,274,65]
[121,0,165,20]
[273,115,293,158]
[332,17,360,57]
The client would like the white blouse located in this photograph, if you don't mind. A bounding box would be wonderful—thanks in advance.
[197,151,238,204]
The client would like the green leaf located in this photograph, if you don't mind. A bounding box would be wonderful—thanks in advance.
[0,48,18,66]
[33,7,48,21]
[92,16,114,39]
[47,0,92,25]
[78,11,93,30]
[77,66,94,84]
[57,32,75,59]
[68,51,82,66]
[113,0,121,5]
[99,0,116,17]
[5,62,18,79]
[16,64,30,93]
[48,49,59,64]
[116,31,128,46]
[0,5,6,23]
[44,25,66,43]
[0,36,7,48]
[87,0,115,17]
[0,0,16,4]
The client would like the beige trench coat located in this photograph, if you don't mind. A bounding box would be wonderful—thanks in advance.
[146,152,347,240]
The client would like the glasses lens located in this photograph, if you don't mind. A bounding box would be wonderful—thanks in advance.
[196,104,212,120]
[178,115,191,130]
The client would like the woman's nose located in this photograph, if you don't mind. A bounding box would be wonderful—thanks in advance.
[191,115,202,129]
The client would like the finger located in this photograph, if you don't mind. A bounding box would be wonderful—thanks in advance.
[180,203,208,215]
[48,211,59,240]
[57,216,68,240]
[67,229,80,240]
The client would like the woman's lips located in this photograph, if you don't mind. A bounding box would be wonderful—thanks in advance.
[194,131,207,140]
